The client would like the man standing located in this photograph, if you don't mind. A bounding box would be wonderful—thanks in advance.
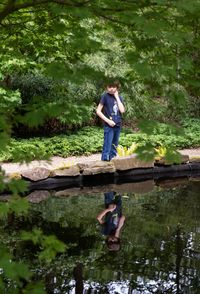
[96,81,125,161]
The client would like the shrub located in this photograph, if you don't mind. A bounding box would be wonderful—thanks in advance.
[0,120,200,162]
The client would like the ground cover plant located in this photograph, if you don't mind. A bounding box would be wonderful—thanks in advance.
[0,118,199,163]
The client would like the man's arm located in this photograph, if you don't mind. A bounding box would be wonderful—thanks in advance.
[96,204,116,224]
[114,91,125,113]
[115,215,126,238]
[96,208,109,224]
[96,103,116,127]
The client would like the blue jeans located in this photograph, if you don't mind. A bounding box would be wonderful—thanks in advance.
[104,191,122,213]
[101,125,121,161]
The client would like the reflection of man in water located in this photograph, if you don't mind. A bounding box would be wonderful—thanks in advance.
[97,192,125,251]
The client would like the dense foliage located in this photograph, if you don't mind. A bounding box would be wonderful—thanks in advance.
[1,0,200,292]
[0,118,199,162]
[1,0,200,139]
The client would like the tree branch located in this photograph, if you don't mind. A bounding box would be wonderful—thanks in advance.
[93,11,135,28]
[0,0,90,22]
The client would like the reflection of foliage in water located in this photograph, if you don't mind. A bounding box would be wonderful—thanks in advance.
[1,181,200,292]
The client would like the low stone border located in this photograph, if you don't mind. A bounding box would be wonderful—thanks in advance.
[1,154,200,193]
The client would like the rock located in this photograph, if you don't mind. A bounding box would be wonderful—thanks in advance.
[189,156,200,163]
[26,190,50,203]
[80,160,116,175]
[51,165,80,177]
[112,155,154,171]
[21,167,51,181]
[78,160,112,170]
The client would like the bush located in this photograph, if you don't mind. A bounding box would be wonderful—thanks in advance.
[11,74,53,104]
[0,127,103,162]
[0,119,200,162]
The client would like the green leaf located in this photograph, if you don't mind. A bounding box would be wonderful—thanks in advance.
[138,120,159,135]
[9,196,29,215]
[164,149,182,164]
[21,228,66,263]
[23,282,46,294]
[0,246,32,283]
[7,179,28,195]
[45,62,72,80]
[135,143,156,162]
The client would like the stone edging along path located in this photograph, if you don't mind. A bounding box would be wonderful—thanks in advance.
[2,153,200,192]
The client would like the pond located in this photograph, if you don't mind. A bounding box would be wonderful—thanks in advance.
[1,177,200,293]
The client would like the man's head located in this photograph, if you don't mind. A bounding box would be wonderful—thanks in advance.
[106,80,120,95]
[106,236,121,251]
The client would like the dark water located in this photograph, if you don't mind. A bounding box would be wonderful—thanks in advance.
[2,178,200,293]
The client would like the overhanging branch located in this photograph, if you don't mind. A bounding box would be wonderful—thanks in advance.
[0,0,91,22]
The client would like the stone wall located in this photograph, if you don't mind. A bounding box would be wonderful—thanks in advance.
[2,154,200,191]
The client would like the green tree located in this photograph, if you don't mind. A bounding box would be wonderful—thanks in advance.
[1,1,200,291]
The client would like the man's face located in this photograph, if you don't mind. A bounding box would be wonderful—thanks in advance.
[108,236,118,242]
[106,86,118,95]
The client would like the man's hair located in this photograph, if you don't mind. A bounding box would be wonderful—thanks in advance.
[106,80,121,89]
[106,237,121,251]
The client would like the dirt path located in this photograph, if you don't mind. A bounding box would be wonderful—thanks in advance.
[1,148,200,175]
[1,153,102,175]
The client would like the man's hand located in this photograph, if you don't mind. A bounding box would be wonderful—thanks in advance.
[113,90,119,99]
[113,90,125,114]
[107,204,116,212]
[107,119,116,127]
[97,218,104,225]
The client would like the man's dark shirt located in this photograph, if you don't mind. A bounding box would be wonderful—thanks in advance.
[100,92,123,126]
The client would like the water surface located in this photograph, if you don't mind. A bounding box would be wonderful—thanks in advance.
[2,178,200,293]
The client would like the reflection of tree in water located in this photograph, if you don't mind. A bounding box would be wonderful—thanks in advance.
[85,184,200,293]
[71,185,200,293]
[73,263,83,294]
[1,182,200,293]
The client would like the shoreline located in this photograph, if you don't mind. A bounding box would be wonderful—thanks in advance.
[1,148,200,176]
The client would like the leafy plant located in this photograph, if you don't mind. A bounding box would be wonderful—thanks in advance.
[21,229,66,262]
[154,145,167,161]
[116,143,138,157]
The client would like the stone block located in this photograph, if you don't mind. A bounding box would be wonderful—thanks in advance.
[80,160,115,175]
[22,167,50,181]
[51,165,80,177]
[112,155,154,171]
